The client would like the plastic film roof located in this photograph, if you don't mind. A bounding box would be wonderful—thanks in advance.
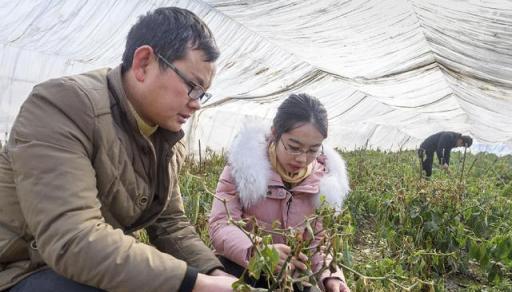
[1,0,511,154]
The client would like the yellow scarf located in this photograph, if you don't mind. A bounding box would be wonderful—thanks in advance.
[268,142,313,185]
[126,100,158,137]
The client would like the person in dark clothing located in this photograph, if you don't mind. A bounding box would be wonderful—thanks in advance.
[418,131,473,177]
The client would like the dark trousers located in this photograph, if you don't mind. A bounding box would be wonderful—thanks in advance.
[418,148,434,177]
[219,256,319,291]
[9,268,104,292]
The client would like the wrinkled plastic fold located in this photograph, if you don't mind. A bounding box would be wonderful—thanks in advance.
[1,0,511,154]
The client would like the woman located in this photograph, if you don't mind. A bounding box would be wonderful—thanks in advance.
[209,93,351,291]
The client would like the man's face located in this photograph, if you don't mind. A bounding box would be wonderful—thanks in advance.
[137,48,216,132]
[456,138,464,147]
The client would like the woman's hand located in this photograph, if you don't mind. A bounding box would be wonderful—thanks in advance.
[324,277,350,292]
[270,243,308,273]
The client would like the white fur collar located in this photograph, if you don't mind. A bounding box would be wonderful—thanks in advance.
[228,124,350,210]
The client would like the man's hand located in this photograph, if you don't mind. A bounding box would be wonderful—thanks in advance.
[441,163,449,171]
[209,269,236,278]
[324,278,350,292]
[192,273,237,292]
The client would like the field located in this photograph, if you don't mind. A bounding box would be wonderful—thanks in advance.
[178,149,512,291]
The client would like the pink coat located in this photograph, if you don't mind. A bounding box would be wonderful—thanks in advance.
[209,125,350,283]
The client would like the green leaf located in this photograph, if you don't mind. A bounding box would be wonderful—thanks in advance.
[424,220,439,233]
[305,220,315,240]
[469,240,480,260]
[232,279,253,292]
[343,240,353,266]
[264,245,280,272]
[487,263,502,283]
[247,254,263,279]
[410,207,420,219]
[479,245,490,269]
[262,235,273,245]
[495,240,509,260]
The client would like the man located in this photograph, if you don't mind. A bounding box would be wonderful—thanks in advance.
[418,131,473,177]
[0,7,235,292]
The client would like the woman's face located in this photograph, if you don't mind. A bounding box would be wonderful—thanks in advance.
[274,123,325,174]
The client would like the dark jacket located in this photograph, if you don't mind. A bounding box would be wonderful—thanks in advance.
[419,131,462,165]
[0,66,222,291]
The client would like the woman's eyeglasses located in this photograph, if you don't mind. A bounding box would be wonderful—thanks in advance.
[280,139,323,158]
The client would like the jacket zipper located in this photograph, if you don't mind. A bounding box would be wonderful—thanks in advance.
[125,143,171,234]
[285,193,293,227]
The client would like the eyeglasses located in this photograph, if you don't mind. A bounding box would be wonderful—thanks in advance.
[280,139,323,158]
[156,53,212,104]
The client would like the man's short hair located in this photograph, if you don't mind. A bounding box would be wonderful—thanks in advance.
[121,7,219,73]
[461,135,473,147]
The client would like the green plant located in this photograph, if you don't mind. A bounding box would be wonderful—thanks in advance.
[177,149,512,291]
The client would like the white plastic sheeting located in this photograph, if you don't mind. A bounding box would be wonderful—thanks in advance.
[1,0,511,154]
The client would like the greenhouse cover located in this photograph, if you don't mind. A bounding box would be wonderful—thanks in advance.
[1,0,511,155]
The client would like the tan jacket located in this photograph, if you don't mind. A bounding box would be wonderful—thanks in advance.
[0,66,222,291]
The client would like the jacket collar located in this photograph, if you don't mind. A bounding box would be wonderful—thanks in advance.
[267,161,323,194]
[228,124,350,210]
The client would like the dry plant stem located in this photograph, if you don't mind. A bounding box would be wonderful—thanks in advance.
[459,147,467,183]
[269,254,294,291]
[412,251,456,257]
[337,262,430,291]
[207,180,435,291]
[466,156,478,174]
[212,192,278,285]
[320,222,435,291]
